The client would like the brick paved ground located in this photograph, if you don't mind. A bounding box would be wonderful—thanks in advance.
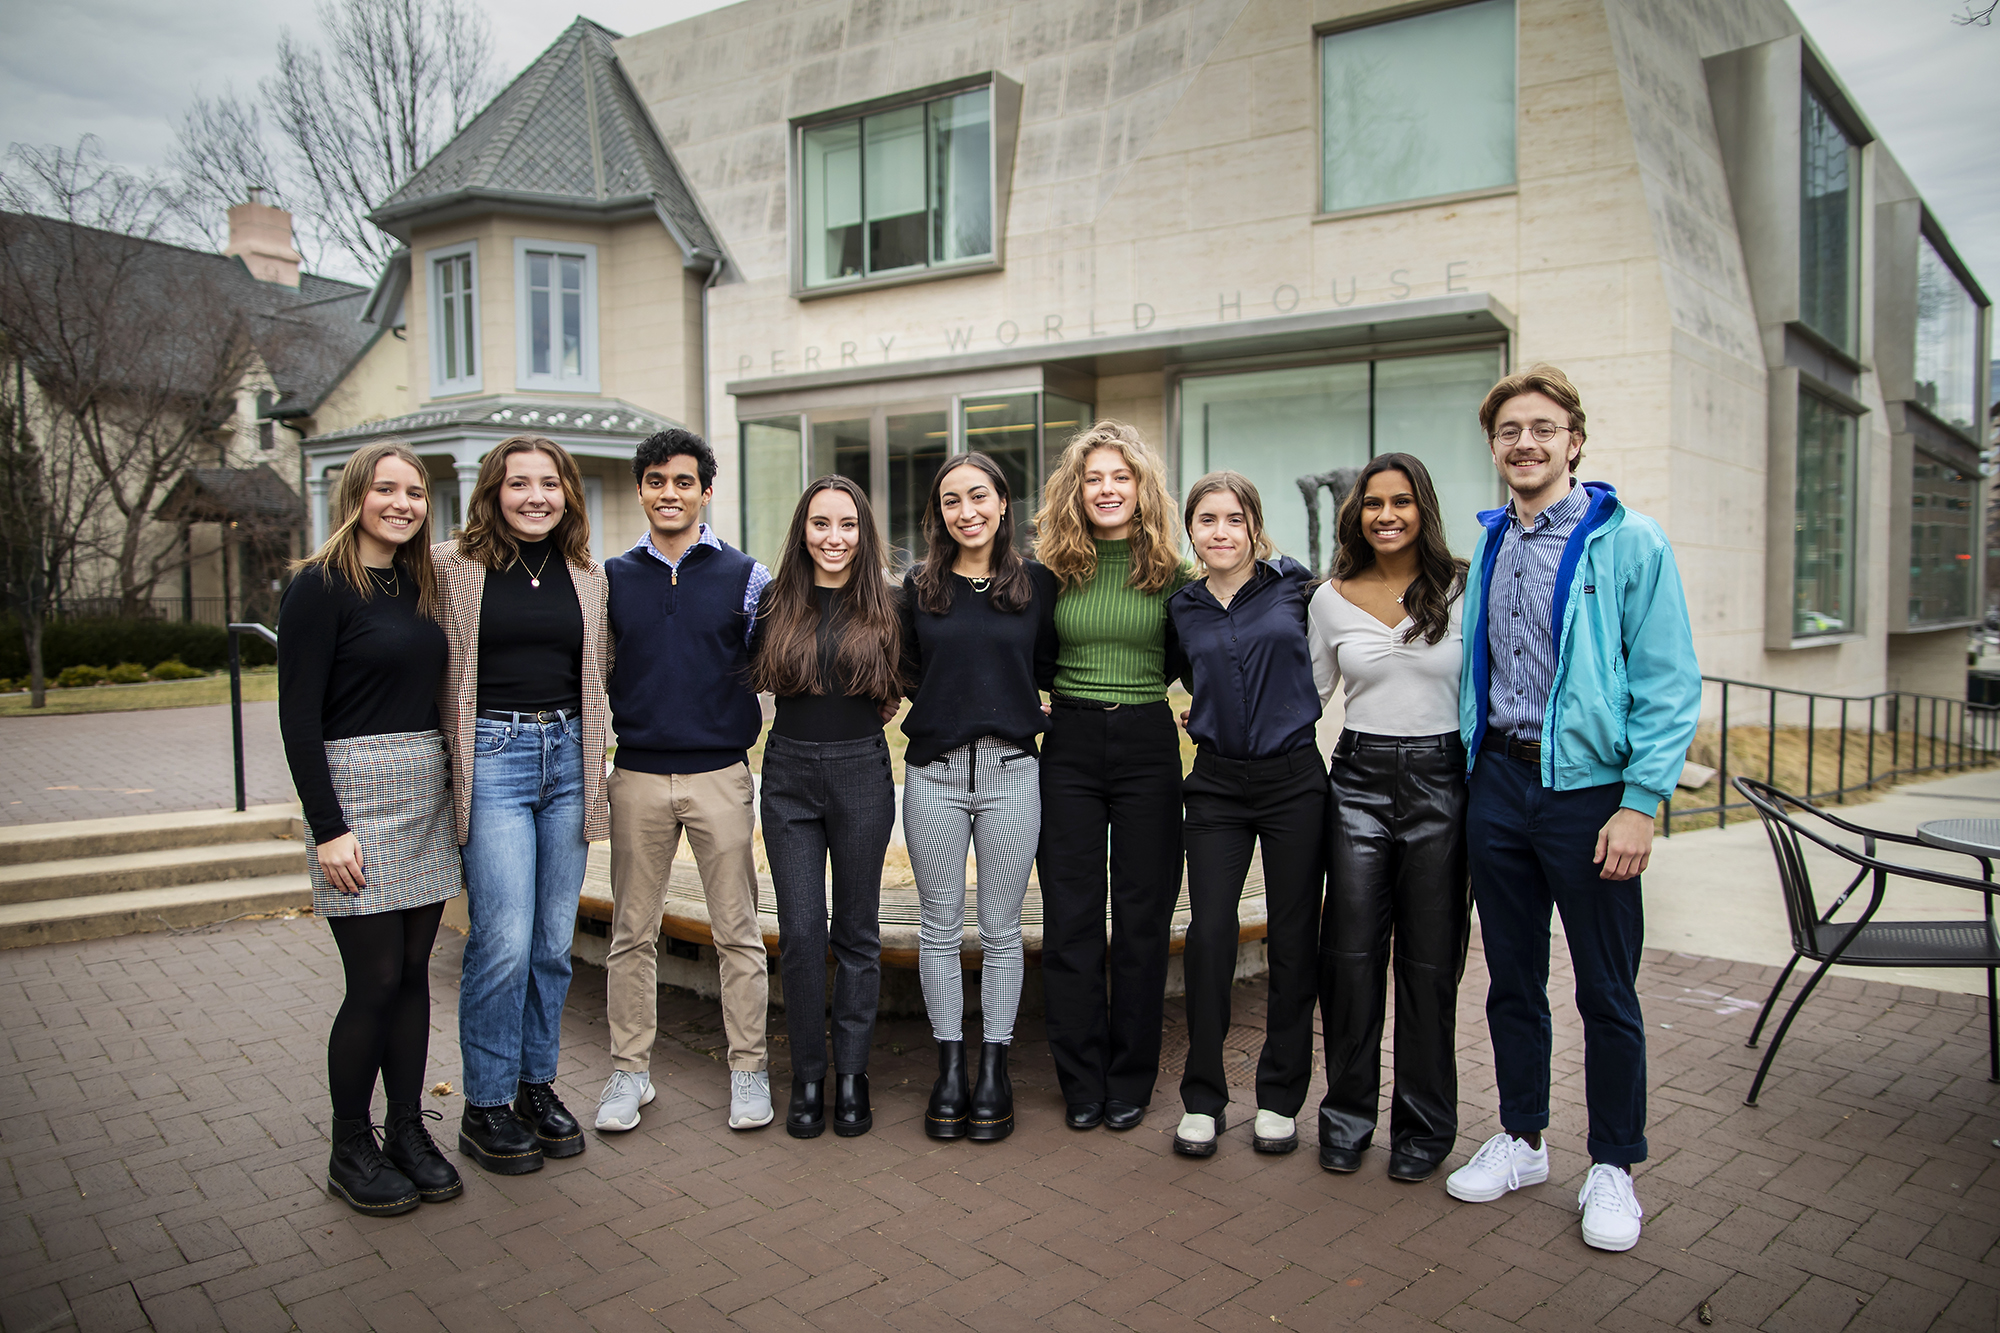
[0,919,1996,1332]
[0,702,294,826]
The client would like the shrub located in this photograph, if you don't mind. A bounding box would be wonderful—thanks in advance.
[106,662,148,684]
[55,664,110,688]
[149,658,205,681]
[0,617,275,679]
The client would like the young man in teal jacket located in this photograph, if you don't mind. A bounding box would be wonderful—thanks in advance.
[1444,366,1700,1253]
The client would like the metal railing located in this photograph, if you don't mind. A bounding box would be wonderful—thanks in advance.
[1662,675,2000,834]
[227,622,277,812]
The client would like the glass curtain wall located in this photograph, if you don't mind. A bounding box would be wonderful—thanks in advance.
[802,88,993,288]
[961,394,1039,541]
[741,418,804,568]
[1799,87,1861,353]
[1794,391,1859,637]
[1915,235,1980,433]
[1908,450,1975,625]
[1178,348,1502,571]
[887,408,950,566]
[1320,0,1515,214]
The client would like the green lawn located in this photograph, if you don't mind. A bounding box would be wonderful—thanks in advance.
[0,671,278,717]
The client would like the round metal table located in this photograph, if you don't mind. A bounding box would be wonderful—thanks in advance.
[1916,818,2000,860]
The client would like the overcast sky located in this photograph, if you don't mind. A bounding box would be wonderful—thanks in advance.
[2,0,1995,310]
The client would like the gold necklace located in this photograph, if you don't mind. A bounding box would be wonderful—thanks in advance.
[516,545,555,589]
[1377,568,1410,606]
[365,564,399,597]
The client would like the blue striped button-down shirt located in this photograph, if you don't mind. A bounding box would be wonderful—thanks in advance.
[1485,481,1589,742]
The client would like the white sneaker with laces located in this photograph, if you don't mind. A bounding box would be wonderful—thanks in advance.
[1444,1132,1550,1202]
[1578,1163,1644,1251]
[595,1069,655,1132]
[729,1070,774,1130]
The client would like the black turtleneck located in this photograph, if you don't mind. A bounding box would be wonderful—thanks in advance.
[476,536,583,715]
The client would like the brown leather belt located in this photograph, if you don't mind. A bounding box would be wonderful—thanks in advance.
[1480,731,1541,763]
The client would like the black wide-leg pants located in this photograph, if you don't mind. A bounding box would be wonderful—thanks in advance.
[1317,730,1470,1166]
[1180,745,1326,1119]
[1037,699,1183,1108]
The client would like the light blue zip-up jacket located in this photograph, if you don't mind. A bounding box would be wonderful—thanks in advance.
[1458,480,1701,815]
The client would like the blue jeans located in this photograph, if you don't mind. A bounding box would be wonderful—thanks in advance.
[458,713,589,1108]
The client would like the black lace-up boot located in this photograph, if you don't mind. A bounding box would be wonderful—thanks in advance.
[327,1116,419,1216]
[513,1081,585,1158]
[458,1103,544,1175]
[384,1102,463,1202]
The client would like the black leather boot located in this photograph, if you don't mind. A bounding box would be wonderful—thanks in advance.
[458,1103,544,1175]
[513,1081,585,1159]
[384,1102,462,1202]
[925,1041,968,1140]
[326,1116,419,1216]
[787,1077,825,1139]
[967,1042,1013,1142]
[833,1072,872,1137]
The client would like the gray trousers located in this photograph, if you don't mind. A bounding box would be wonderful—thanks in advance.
[904,737,1041,1044]
[761,732,895,1081]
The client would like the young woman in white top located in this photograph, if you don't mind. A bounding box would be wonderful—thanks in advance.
[1307,451,1469,1184]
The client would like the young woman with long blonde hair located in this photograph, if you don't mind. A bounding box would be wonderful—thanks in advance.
[278,441,459,1217]
[1034,422,1191,1132]
[433,436,610,1176]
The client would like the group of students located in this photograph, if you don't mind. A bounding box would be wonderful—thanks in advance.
[279,363,1700,1257]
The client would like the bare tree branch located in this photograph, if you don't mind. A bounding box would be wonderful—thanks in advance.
[168,92,298,260]
[1955,1,1997,26]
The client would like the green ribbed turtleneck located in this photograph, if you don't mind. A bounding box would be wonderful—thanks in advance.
[1051,539,1191,704]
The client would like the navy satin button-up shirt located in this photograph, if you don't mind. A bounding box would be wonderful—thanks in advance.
[1168,557,1321,761]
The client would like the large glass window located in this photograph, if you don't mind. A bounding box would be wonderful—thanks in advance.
[1794,390,1859,637]
[801,87,993,288]
[957,391,1092,547]
[1915,235,1980,434]
[887,407,950,565]
[1908,449,1975,626]
[1178,348,1503,569]
[741,418,804,568]
[427,243,479,395]
[1320,0,1515,215]
[1799,86,1860,353]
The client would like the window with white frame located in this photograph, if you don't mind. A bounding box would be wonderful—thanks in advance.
[513,239,599,391]
[427,241,481,395]
[799,85,994,289]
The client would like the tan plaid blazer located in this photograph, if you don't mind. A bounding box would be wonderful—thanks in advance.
[432,542,612,846]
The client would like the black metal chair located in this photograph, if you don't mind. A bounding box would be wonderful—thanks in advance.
[1734,777,2000,1106]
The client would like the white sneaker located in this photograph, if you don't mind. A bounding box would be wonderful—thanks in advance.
[595,1069,655,1132]
[729,1070,774,1130]
[1253,1109,1297,1154]
[1578,1163,1644,1251]
[1445,1132,1550,1202]
[1173,1112,1220,1157]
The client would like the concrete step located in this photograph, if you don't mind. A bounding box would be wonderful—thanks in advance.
[0,805,303,866]
[0,840,309,905]
[0,874,312,949]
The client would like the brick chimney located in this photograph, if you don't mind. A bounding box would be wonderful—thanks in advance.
[224,188,302,287]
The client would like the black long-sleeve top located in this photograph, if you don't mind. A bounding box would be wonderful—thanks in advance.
[752,583,885,742]
[277,563,448,843]
[1167,557,1320,761]
[476,536,583,714]
[899,562,1060,768]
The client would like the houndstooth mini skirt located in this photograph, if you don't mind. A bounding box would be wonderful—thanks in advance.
[311,730,462,917]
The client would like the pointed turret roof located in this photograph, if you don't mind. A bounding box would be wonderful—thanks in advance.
[368,17,718,264]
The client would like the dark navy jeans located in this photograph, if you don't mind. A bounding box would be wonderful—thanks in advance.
[1465,749,1648,1167]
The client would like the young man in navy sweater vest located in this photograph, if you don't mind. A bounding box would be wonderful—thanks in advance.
[596,430,775,1133]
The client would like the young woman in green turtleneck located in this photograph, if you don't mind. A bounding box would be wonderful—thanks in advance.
[1033,421,1191,1133]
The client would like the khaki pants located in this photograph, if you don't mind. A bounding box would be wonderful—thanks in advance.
[605,764,768,1072]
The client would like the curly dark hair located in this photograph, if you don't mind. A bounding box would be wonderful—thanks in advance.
[632,428,716,490]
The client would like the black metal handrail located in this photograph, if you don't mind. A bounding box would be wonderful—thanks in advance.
[227,622,277,813]
[1662,675,2000,834]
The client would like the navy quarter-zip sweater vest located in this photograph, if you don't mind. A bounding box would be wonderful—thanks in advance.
[605,540,762,775]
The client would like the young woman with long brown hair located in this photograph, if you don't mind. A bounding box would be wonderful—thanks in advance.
[1309,451,1470,1184]
[1034,421,1192,1132]
[751,475,903,1139]
[278,441,459,1217]
[899,453,1058,1143]
[1167,472,1325,1160]
[433,436,611,1176]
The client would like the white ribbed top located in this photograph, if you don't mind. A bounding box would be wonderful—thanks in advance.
[1308,581,1463,737]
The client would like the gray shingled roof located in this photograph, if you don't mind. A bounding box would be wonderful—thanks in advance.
[369,17,717,260]
[306,394,682,446]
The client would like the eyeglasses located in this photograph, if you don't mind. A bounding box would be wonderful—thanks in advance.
[1492,422,1575,446]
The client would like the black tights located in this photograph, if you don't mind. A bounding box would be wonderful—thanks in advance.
[325,902,446,1121]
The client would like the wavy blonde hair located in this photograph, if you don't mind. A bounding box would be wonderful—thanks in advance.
[1034,421,1183,593]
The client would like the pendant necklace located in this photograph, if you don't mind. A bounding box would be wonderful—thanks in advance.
[517,546,555,589]
[365,565,399,597]
[1380,569,1406,605]
[960,567,992,592]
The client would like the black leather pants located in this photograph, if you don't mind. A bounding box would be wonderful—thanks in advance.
[1317,730,1470,1166]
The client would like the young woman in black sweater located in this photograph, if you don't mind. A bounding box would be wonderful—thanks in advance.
[750,476,903,1139]
[278,441,460,1216]
[899,453,1058,1142]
